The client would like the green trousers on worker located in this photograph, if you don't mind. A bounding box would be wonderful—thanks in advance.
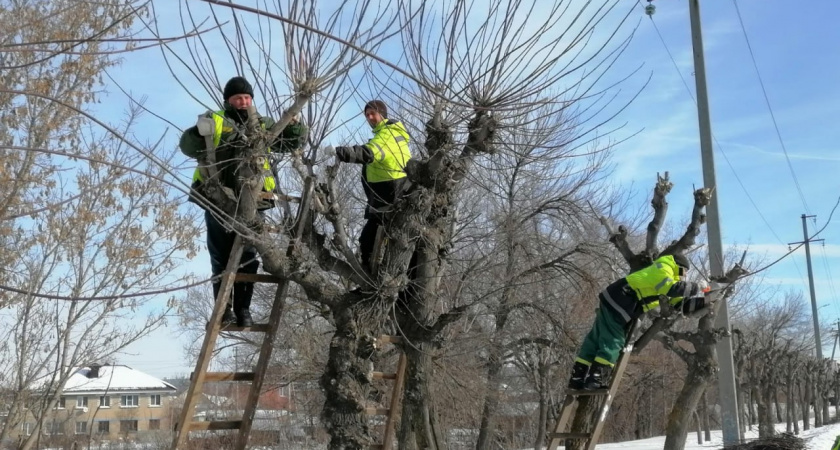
[575,301,628,367]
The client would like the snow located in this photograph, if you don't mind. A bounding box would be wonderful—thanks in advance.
[32,364,177,393]
[583,420,840,449]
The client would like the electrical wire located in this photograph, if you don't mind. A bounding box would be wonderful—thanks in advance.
[731,0,811,215]
[641,2,812,290]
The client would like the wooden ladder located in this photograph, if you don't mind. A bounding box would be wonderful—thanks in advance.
[172,187,311,450]
[547,320,639,450]
[366,335,408,450]
[170,234,289,450]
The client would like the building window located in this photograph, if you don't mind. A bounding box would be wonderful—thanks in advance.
[149,419,160,430]
[99,395,110,408]
[149,394,161,407]
[76,396,88,409]
[54,396,66,409]
[120,395,138,408]
[23,422,33,436]
[75,421,87,434]
[119,420,138,433]
[46,421,63,435]
[97,421,110,434]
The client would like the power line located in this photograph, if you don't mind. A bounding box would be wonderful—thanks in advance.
[642,3,811,291]
[730,0,811,214]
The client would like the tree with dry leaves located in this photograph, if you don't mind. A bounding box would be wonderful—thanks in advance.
[0,1,202,448]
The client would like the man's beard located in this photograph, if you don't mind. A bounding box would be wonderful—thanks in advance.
[231,107,249,123]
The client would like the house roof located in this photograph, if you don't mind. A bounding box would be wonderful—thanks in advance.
[35,365,177,394]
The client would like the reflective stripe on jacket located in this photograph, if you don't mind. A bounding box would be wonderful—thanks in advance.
[363,119,411,183]
[626,255,681,312]
[192,110,276,192]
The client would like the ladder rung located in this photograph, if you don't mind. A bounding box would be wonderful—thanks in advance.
[372,371,397,380]
[567,388,609,396]
[377,335,403,344]
[260,192,301,203]
[199,372,255,382]
[189,420,242,430]
[234,273,283,284]
[549,432,591,440]
[365,407,390,416]
[221,324,270,332]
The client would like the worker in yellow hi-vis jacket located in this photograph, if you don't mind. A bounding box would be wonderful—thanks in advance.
[330,100,412,271]
[569,253,708,390]
[179,76,307,327]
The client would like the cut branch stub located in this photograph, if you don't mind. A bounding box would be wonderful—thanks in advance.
[464,111,497,155]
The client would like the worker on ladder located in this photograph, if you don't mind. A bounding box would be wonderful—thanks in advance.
[569,253,707,390]
[325,100,412,272]
[179,76,307,326]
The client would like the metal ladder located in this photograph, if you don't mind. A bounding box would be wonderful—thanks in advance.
[547,320,639,450]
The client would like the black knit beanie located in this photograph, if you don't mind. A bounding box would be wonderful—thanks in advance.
[671,253,690,270]
[364,100,388,118]
[223,76,254,101]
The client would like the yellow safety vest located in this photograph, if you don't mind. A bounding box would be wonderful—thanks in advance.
[364,120,411,183]
[192,110,275,192]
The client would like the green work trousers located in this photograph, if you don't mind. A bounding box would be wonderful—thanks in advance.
[576,301,628,367]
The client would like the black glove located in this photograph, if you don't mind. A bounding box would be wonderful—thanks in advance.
[335,146,352,162]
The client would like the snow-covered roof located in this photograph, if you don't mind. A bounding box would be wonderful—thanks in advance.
[33,365,177,394]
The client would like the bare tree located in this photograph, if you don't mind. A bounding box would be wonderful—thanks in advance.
[575,173,747,450]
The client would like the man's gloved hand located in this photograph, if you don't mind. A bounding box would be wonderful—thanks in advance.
[321,145,336,161]
[334,146,353,162]
[196,115,215,137]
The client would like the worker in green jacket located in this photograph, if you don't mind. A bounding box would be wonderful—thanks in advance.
[179,76,307,327]
[569,253,707,390]
[330,100,412,270]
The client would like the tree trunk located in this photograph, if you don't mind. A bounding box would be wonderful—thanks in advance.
[773,386,783,423]
[792,377,800,435]
[476,336,506,450]
[801,376,810,431]
[662,363,712,450]
[785,371,794,434]
[533,362,550,450]
[319,302,387,450]
[755,385,774,439]
[701,392,711,442]
[835,376,840,420]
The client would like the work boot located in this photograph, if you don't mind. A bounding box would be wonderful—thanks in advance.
[220,305,236,327]
[584,362,612,390]
[235,309,253,327]
[567,362,589,390]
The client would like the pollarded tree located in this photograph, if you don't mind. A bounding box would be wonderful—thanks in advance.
[570,172,748,450]
[163,0,639,448]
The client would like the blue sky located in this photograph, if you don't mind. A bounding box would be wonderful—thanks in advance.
[99,0,840,377]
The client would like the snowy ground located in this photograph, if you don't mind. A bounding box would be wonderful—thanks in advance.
[587,420,840,449]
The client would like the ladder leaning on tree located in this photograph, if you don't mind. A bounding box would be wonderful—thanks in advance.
[547,319,640,450]
[171,184,408,449]
[170,178,312,450]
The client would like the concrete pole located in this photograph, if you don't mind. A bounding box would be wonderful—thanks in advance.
[688,0,741,445]
[802,214,823,359]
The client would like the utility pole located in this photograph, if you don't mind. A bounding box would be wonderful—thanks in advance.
[790,214,824,358]
[831,321,840,361]
[687,0,740,445]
